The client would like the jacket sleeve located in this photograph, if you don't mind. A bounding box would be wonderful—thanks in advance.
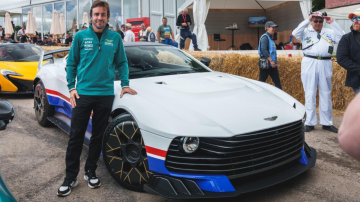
[260,36,270,58]
[292,19,310,41]
[66,33,81,90]
[336,35,360,74]
[330,21,345,44]
[115,38,129,88]
[176,15,182,26]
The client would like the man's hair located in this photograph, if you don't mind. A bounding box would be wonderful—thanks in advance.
[183,8,188,12]
[163,17,167,20]
[90,0,110,20]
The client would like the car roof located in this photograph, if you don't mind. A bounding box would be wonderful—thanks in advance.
[0,43,36,47]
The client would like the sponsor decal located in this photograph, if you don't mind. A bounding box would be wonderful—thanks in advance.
[84,44,93,47]
[105,41,113,47]
[264,116,278,121]
[304,36,311,41]
[105,39,113,42]
[306,39,312,44]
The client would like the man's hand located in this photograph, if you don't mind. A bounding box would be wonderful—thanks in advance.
[270,61,276,68]
[308,14,315,21]
[120,87,137,98]
[324,16,334,24]
[172,39,176,43]
[70,90,80,108]
[182,23,187,26]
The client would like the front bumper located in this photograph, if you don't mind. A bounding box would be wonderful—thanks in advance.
[144,147,316,199]
[0,76,33,94]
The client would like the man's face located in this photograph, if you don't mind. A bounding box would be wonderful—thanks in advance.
[162,18,167,25]
[4,36,9,41]
[182,10,187,15]
[311,17,324,32]
[353,15,360,31]
[141,24,145,30]
[22,25,25,30]
[267,27,276,35]
[0,49,6,57]
[0,27,3,31]
[91,6,108,30]
[121,27,125,32]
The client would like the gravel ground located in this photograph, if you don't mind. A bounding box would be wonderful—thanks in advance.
[1,95,360,202]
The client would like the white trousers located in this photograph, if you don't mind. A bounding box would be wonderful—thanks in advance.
[301,57,333,126]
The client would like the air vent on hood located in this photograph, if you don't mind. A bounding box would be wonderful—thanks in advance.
[293,103,296,109]
[155,81,167,85]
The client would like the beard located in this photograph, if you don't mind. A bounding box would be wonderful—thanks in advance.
[353,22,360,31]
[93,19,106,30]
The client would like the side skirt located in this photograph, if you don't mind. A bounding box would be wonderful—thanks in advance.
[47,112,92,147]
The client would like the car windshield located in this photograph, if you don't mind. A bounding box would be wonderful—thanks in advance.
[0,44,42,62]
[118,45,210,80]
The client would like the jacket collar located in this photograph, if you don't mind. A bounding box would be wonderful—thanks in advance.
[350,26,360,46]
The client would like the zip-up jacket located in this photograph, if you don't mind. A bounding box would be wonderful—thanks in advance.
[66,23,129,96]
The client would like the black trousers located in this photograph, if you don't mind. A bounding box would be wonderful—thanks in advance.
[259,67,282,90]
[180,29,198,49]
[66,95,114,179]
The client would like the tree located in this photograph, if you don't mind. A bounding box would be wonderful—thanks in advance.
[312,0,325,12]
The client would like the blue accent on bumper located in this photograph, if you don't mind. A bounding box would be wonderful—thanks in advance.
[47,95,93,132]
[298,148,308,165]
[148,156,235,192]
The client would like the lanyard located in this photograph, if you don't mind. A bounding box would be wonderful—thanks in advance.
[182,15,186,22]
[320,35,333,45]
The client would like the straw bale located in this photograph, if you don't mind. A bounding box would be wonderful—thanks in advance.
[39,46,69,59]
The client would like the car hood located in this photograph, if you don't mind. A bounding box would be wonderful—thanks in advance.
[0,61,39,80]
[113,72,305,138]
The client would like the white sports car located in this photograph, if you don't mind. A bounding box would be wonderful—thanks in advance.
[34,43,316,199]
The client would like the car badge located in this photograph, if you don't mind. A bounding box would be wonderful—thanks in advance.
[264,116,278,121]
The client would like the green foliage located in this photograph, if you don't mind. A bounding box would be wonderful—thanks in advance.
[14,26,22,33]
[312,0,325,11]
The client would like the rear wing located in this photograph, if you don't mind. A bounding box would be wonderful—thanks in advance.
[38,48,70,70]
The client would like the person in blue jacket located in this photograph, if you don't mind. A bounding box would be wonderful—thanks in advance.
[258,21,282,90]
[57,0,137,197]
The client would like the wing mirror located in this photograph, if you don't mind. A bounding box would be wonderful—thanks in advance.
[0,101,15,131]
[56,53,64,58]
[200,57,211,67]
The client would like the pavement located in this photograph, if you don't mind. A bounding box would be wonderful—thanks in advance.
[1,95,360,202]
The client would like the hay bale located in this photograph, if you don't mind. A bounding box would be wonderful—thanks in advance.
[187,51,353,112]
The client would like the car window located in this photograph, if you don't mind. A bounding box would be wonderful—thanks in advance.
[0,44,42,62]
[117,46,210,80]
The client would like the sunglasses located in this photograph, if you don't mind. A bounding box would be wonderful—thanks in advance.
[313,20,323,24]
[351,16,360,22]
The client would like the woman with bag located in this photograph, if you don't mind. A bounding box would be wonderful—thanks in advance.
[258,21,282,90]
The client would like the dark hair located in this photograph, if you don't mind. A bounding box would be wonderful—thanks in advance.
[90,0,110,20]
[162,17,167,20]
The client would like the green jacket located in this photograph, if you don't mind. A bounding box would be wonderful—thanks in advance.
[66,24,129,96]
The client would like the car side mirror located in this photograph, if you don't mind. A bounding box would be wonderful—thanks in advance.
[0,101,15,131]
[200,57,211,67]
[57,53,64,58]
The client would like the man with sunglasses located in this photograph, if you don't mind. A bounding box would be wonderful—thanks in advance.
[292,11,344,133]
[337,8,360,95]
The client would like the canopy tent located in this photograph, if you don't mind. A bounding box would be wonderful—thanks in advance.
[50,10,62,36]
[178,0,312,51]
[82,11,89,26]
[4,12,14,37]
[25,11,36,36]
[59,13,65,35]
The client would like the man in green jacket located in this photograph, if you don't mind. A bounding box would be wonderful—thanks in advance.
[57,1,137,197]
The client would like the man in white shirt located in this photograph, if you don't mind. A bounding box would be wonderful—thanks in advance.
[292,11,344,133]
[123,23,135,42]
[17,25,28,43]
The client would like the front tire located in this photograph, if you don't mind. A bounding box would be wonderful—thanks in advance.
[103,113,150,191]
[34,80,54,127]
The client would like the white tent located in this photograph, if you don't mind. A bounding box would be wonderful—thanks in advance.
[50,10,62,36]
[26,11,35,36]
[178,0,312,51]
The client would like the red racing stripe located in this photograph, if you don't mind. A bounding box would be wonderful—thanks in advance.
[145,146,167,157]
[46,89,70,102]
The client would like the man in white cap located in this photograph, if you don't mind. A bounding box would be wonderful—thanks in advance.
[337,8,360,95]
[292,12,344,133]
[123,23,135,42]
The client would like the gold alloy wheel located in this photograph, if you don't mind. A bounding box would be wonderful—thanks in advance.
[103,118,150,190]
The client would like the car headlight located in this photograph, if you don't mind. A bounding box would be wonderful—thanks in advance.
[302,113,306,124]
[1,69,23,77]
[179,137,200,154]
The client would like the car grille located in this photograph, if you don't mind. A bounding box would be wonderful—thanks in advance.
[165,120,304,178]
[7,76,33,92]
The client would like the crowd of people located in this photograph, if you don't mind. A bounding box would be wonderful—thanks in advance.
[258,9,360,136]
